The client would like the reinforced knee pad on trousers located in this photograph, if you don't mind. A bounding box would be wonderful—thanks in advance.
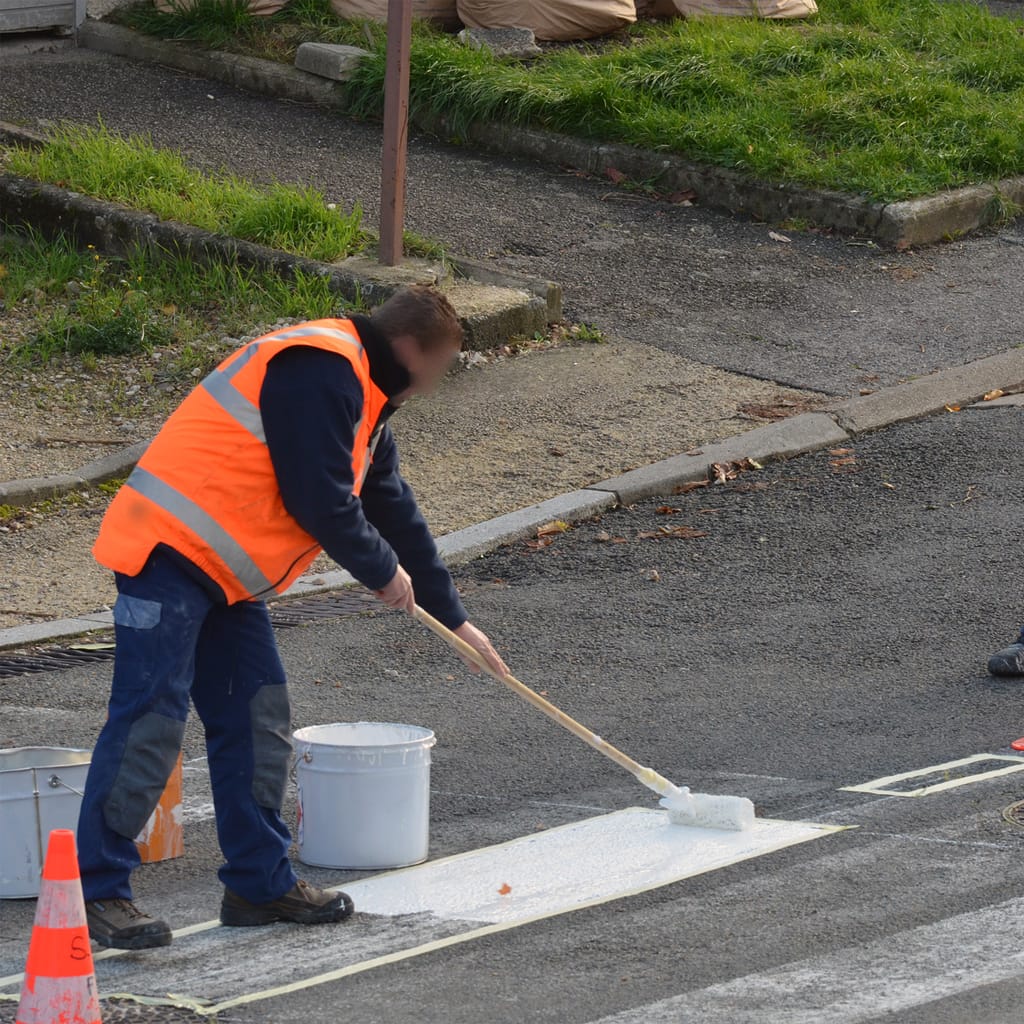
[250,684,292,810]
[103,712,186,839]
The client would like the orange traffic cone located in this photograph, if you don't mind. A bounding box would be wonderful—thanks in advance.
[16,829,101,1024]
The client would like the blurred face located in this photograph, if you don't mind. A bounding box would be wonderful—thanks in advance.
[390,334,461,403]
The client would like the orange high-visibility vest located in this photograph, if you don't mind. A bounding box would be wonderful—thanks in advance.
[93,319,390,603]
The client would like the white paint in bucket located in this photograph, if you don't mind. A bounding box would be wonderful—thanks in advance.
[0,747,91,899]
[293,722,436,870]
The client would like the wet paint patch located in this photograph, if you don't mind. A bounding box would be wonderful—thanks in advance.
[0,809,837,1016]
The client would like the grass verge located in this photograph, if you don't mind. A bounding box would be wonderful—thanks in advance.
[0,227,346,367]
[117,0,1024,201]
[3,122,366,261]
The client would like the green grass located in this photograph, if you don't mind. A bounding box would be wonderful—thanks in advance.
[4,122,366,261]
[117,0,1024,201]
[0,227,346,365]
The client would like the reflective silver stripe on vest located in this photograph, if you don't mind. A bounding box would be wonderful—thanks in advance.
[210,326,363,438]
[126,466,275,597]
[201,370,266,443]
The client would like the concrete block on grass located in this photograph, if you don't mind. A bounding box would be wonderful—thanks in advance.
[294,42,371,82]
[458,27,541,59]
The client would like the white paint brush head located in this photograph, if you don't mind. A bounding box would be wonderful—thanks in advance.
[659,786,756,831]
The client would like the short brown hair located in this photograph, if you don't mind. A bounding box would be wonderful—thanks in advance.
[370,285,463,353]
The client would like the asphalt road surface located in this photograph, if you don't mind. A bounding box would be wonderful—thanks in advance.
[3,402,1024,1023]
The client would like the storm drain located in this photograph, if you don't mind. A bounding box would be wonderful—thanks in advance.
[0,998,245,1023]
[0,587,379,679]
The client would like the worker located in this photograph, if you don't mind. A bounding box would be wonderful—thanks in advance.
[77,286,509,950]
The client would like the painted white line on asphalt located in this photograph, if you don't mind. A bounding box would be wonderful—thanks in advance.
[0,809,838,1013]
[841,753,1024,797]
[590,894,1024,1024]
[339,808,831,924]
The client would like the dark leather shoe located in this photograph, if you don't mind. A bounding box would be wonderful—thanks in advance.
[86,898,172,950]
[988,642,1024,677]
[220,879,354,927]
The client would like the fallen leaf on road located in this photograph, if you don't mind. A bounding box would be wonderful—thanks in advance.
[646,569,661,582]
[711,458,760,484]
[524,537,554,550]
[637,525,708,540]
[595,530,612,542]
[945,404,961,413]
[537,520,569,537]
[673,480,709,495]
[668,189,697,205]
[829,448,854,456]
[498,883,512,896]
[882,482,896,490]
[830,456,857,468]
[656,505,681,515]
[983,389,1005,401]
[606,166,626,184]
[769,231,792,243]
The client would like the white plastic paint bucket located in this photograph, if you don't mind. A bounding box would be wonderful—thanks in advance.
[0,747,91,898]
[293,722,436,870]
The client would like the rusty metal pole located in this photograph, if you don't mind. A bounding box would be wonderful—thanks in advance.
[379,0,413,267]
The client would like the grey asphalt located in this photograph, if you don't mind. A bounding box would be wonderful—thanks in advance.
[2,404,1024,1022]
[3,47,1024,395]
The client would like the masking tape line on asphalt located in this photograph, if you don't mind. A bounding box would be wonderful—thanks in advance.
[840,753,1024,798]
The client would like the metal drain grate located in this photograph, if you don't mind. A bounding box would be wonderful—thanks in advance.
[0,998,236,1024]
[0,646,117,680]
[1003,799,1024,828]
[266,586,378,627]
[0,588,380,679]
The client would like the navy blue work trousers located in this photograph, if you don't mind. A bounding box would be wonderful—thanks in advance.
[77,550,297,904]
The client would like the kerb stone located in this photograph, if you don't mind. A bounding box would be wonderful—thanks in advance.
[294,42,371,82]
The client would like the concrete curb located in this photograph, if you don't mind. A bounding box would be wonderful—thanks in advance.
[2,348,1023,651]
[0,441,149,507]
[76,20,1024,247]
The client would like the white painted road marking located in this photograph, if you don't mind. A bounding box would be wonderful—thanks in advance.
[842,753,1024,797]
[341,807,834,924]
[0,809,836,1015]
[590,894,1024,1024]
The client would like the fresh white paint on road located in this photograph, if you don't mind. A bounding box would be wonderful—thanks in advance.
[1,808,835,1015]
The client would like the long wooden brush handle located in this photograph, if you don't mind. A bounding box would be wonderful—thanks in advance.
[412,605,678,799]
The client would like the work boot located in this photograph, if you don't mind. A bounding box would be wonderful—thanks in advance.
[220,879,354,927]
[989,642,1024,677]
[86,898,172,950]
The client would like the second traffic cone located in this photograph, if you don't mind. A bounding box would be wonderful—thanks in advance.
[16,829,101,1024]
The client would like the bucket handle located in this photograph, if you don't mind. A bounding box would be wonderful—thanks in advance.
[47,773,84,797]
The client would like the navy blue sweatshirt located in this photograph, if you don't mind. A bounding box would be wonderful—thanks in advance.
[257,315,467,631]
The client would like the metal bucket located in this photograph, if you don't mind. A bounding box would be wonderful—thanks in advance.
[293,722,436,870]
[0,746,90,899]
